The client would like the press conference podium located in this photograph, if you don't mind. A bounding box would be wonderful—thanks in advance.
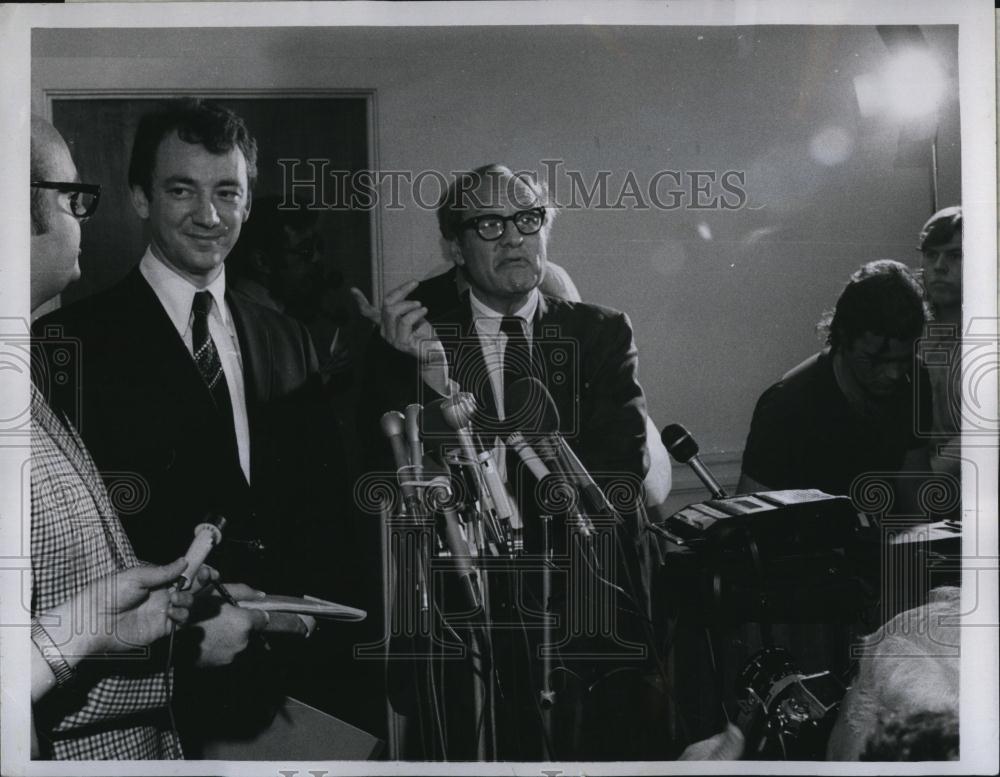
[200,696,383,760]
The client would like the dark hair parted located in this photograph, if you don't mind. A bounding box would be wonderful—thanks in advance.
[917,205,962,252]
[436,164,556,241]
[817,260,930,351]
[128,98,258,199]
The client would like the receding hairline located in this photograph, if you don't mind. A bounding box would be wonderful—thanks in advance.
[30,115,74,181]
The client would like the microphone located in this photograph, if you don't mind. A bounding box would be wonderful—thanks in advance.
[381,409,430,613]
[504,377,602,534]
[505,377,618,517]
[506,431,549,481]
[381,410,423,516]
[441,393,515,524]
[425,472,481,610]
[404,403,424,472]
[381,410,410,472]
[661,423,727,500]
[175,515,226,590]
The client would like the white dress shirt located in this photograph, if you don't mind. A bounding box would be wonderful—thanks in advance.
[139,249,251,483]
[467,289,540,422]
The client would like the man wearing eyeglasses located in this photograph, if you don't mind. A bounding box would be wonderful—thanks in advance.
[355,164,654,759]
[358,164,648,484]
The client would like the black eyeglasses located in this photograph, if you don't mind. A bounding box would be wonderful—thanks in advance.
[31,181,102,221]
[459,208,546,241]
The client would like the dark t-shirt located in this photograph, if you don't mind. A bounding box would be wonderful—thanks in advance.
[741,350,932,497]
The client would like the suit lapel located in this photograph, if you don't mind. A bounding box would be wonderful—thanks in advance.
[121,270,219,411]
[123,269,248,484]
[227,291,267,481]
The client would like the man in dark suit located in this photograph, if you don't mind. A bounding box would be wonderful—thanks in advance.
[36,99,353,752]
[356,164,649,495]
[354,164,657,759]
[39,99,341,595]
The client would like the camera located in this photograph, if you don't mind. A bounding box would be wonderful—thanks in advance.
[735,646,845,760]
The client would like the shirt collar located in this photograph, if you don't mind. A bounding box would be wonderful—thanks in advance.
[139,247,230,337]
[468,287,540,337]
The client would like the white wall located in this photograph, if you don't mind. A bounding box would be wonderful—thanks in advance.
[33,25,961,481]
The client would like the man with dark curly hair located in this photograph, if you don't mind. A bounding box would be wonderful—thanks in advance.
[739,260,933,511]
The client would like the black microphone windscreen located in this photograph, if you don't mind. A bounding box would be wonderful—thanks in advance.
[661,423,699,463]
[505,376,560,435]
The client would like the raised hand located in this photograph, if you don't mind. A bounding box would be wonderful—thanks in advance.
[350,281,445,366]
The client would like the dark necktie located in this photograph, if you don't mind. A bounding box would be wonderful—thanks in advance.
[499,316,531,403]
[192,291,237,439]
[500,316,533,487]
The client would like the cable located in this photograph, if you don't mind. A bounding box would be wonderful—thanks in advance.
[703,626,731,727]
[164,623,179,747]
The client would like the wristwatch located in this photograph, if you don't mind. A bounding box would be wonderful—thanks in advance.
[31,620,75,687]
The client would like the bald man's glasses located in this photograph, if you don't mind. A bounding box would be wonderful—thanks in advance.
[31,182,102,221]
[459,208,545,241]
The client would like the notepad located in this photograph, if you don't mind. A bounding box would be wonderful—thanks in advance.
[240,594,367,621]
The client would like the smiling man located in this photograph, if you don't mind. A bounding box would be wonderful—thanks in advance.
[739,260,933,506]
[36,99,346,755]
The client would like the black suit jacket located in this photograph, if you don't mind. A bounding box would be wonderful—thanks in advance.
[362,267,649,487]
[359,269,656,757]
[37,267,344,595]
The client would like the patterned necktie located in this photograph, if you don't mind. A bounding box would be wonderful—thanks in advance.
[192,291,236,434]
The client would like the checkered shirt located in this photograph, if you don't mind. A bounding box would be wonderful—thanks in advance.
[31,384,182,760]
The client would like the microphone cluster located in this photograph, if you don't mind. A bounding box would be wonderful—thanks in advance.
[378,379,624,608]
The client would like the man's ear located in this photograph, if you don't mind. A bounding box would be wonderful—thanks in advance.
[242,191,252,224]
[130,185,151,220]
[444,237,465,267]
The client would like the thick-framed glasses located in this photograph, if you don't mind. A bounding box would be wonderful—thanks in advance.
[31,181,102,221]
[459,208,546,241]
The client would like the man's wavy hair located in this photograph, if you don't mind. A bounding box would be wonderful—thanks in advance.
[817,259,930,351]
[128,98,258,199]
[916,205,962,252]
[436,164,557,241]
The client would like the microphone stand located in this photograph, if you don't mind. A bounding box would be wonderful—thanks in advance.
[443,445,495,760]
[539,510,556,760]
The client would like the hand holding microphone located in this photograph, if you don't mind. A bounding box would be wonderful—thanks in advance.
[174,515,226,591]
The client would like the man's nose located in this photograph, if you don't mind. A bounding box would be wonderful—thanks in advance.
[498,219,524,246]
[882,361,905,382]
[191,195,221,227]
[930,252,949,273]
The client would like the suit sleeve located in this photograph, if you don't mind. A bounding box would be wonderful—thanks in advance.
[575,311,649,491]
